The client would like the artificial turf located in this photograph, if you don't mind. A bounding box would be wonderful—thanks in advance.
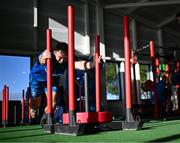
[0,119,180,142]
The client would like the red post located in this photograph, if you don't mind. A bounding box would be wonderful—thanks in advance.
[26,87,30,122]
[175,61,180,111]
[150,41,158,118]
[176,61,180,72]
[5,86,9,125]
[150,42,155,58]
[95,35,100,112]
[155,58,160,81]
[22,90,25,123]
[165,64,170,78]
[46,29,53,124]
[123,16,133,122]
[4,86,6,127]
[2,88,5,126]
[68,5,76,126]
[132,50,136,65]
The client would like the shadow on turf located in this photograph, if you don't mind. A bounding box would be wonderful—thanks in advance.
[0,133,50,141]
[140,127,153,130]
[0,126,42,133]
[143,120,180,130]
[147,133,180,142]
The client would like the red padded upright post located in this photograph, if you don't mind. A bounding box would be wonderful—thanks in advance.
[46,28,53,125]
[68,5,76,126]
[123,16,133,122]
[2,88,5,127]
[165,64,170,78]
[155,58,160,76]
[5,86,9,125]
[95,35,100,112]
[176,61,180,72]
[26,87,31,123]
[4,86,6,126]
[22,89,25,123]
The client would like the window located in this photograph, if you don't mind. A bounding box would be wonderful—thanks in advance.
[139,64,153,101]
[105,62,120,100]
[0,55,30,100]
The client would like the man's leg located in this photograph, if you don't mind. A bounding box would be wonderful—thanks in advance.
[44,92,57,113]
[41,87,58,124]
[29,82,44,124]
[29,96,42,119]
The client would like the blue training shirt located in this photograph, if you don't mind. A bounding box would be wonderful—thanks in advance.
[29,53,67,86]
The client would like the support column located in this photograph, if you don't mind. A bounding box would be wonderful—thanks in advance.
[157,29,164,63]
[131,19,138,104]
[84,72,89,112]
[135,63,141,104]
[123,16,133,122]
[96,0,105,58]
[84,0,90,55]
[131,19,138,51]
[120,62,126,118]
[132,50,137,104]
[95,0,107,110]
[157,29,164,47]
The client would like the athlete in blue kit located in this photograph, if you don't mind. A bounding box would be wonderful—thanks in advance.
[29,42,96,124]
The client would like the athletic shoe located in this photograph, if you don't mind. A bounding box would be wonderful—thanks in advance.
[40,113,47,125]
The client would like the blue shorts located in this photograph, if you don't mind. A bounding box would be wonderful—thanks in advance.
[30,82,58,99]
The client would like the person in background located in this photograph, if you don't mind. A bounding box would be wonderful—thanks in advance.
[157,74,171,118]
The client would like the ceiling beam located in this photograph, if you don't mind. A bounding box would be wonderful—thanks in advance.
[131,14,180,37]
[125,0,149,15]
[130,13,158,29]
[106,9,180,38]
[157,14,176,28]
[113,9,157,29]
[104,0,180,9]
[79,0,96,6]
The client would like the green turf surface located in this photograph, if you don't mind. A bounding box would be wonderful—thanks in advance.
[0,119,180,142]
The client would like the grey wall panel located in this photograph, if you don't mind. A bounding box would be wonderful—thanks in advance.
[38,0,86,55]
[104,11,124,58]
[0,0,34,54]
[89,5,96,56]
[163,33,179,48]
[137,24,157,47]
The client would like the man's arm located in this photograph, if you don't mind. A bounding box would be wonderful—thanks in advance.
[74,56,102,70]
[75,61,94,70]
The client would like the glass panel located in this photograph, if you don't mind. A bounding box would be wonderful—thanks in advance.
[106,62,120,100]
[0,55,30,100]
[139,64,153,102]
